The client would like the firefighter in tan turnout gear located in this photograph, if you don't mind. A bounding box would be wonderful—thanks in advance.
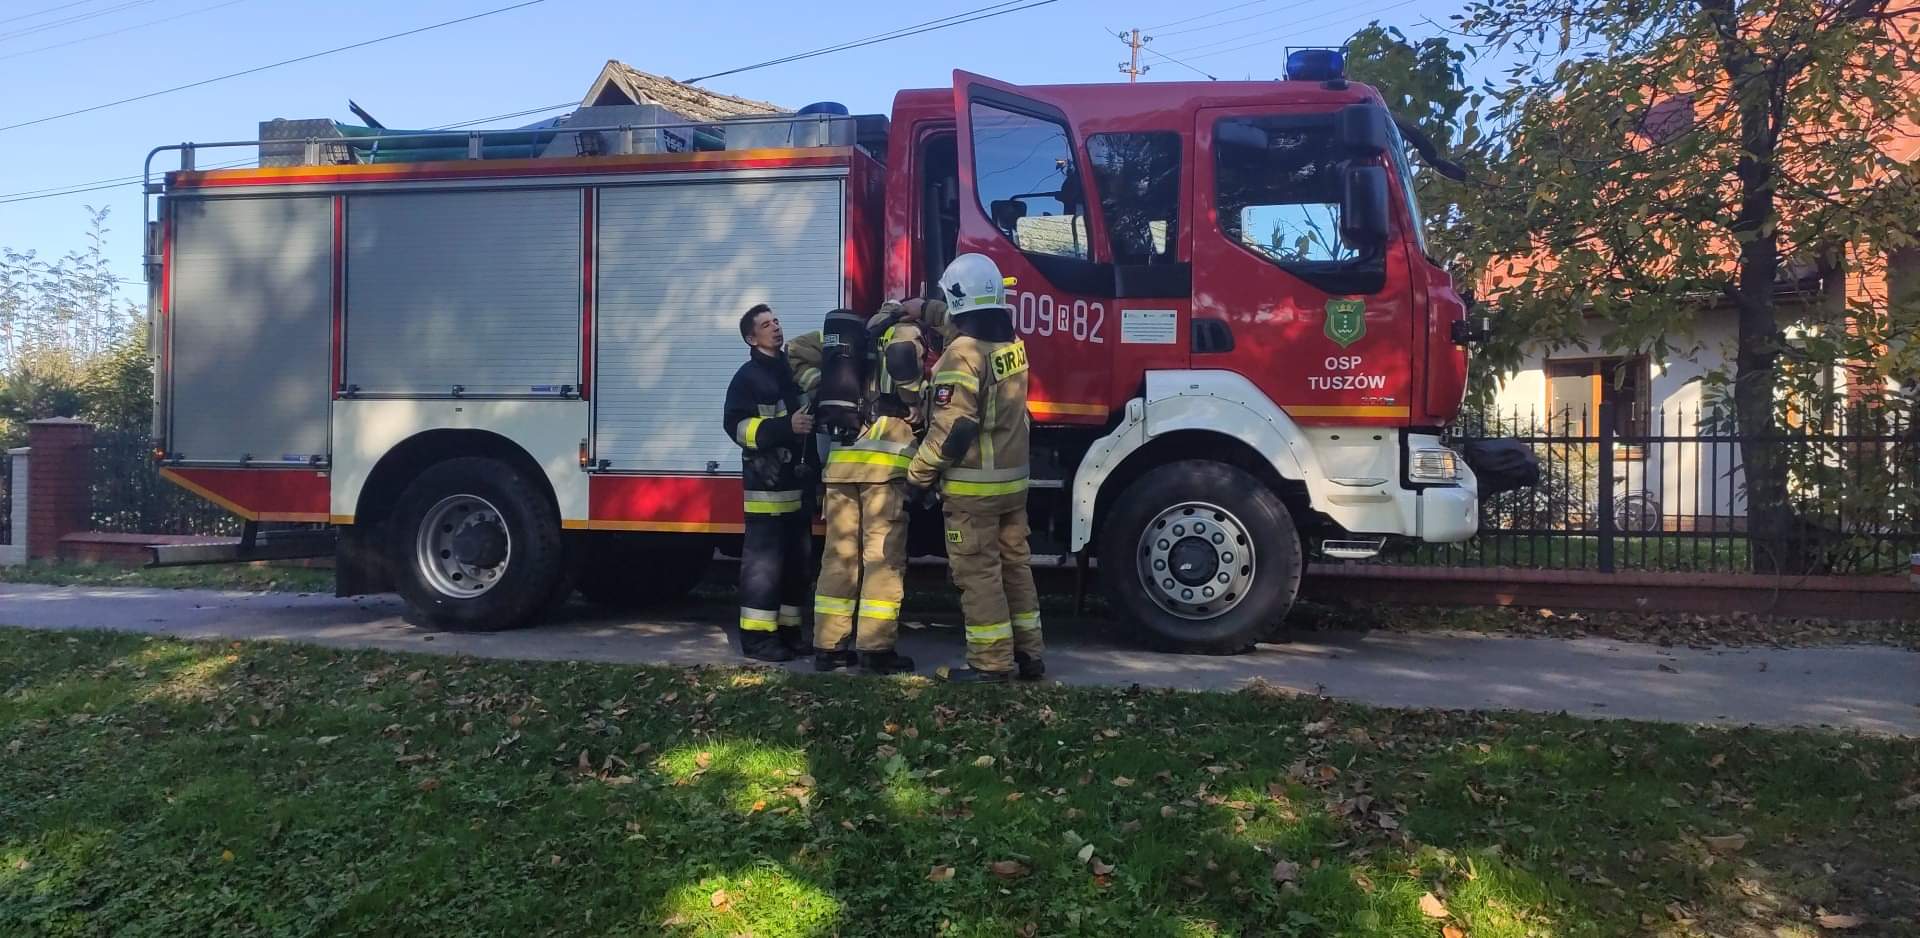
[907,254,1044,683]
[809,298,952,674]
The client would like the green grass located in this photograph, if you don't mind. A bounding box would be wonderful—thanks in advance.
[3,630,1915,937]
[0,561,334,593]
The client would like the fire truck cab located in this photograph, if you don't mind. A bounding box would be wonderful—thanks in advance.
[148,60,1480,654]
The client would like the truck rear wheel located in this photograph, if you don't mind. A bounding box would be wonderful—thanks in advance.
[577,537,713,608]
[390,456,564,631]
[1098,460,1302,654]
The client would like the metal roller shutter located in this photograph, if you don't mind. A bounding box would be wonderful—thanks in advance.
[169,196,332,464]
[593,178,843,472]
[345,188,580,396]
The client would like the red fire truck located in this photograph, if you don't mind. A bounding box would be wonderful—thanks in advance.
[146,59,1489,653]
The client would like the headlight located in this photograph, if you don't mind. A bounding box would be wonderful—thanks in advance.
[1408,447,1461,483]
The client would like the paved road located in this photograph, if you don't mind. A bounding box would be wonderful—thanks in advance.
[2,583,1915,735]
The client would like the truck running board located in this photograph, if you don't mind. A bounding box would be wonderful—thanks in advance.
[148,527,337,567]
[1320,538,1386,560]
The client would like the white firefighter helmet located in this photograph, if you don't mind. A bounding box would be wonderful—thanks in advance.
[937,253,1015,313]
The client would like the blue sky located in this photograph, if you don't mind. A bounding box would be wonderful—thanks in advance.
[0,0,1480,291]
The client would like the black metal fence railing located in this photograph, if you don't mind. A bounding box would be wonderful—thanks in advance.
[90,429,242,537]
[1381,401,1920,576]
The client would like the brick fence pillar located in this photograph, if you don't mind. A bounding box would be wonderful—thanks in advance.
[26,418,94,560]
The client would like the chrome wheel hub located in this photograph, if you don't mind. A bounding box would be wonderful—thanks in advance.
[415,494,511,598]
[1136,501,1254,620]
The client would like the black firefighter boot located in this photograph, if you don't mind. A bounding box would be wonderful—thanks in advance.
[859,650,915,675]
[813,649,859,672]
[1014,652,1045,681]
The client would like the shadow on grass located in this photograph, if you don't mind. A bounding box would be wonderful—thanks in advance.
[2,629,1915,937]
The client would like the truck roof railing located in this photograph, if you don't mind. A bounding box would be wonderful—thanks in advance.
[141,111,875,251]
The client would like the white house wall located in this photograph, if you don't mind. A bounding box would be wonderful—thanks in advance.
[1490,313,1747,526]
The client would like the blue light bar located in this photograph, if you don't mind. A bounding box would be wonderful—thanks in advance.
[1285,48,1345,82]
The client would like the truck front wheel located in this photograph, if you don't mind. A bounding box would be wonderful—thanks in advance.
[390,456,565,631]
[1098,461,1302,654]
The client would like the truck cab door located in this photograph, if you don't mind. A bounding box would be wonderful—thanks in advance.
[950,70,1164,425]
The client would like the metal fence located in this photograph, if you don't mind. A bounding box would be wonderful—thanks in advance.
[90,429,242,536]
[1383,401,1920,575]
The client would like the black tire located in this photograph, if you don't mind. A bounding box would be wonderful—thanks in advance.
[389,456,565,632]
[576,536,713,608]
[1097,460,1303,655]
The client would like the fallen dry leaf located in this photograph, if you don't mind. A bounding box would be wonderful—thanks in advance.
[1419,892,1449,918]
[1076,843,1096,863]
[1112,776,1134,788]
[1816,913,1864,929]
[1271,860,1299,883]
[1443,925,1467,938]
[972,755,996,768]
[1893,793,1920,812]
[927,865,955,883]
[710,888,730,909]
[1702,833,1747,853]
[694,752,713,770]
[1090,857,1115,876]
[315,736,340,746]
[417,777,441,793]
[1161,805,1177,818]
[220,849,235,863]
[988,859,1030,880]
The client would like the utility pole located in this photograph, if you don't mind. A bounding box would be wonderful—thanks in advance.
[1116,28,1150,82]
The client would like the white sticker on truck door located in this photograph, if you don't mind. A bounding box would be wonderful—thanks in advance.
[1119,309,1177,344]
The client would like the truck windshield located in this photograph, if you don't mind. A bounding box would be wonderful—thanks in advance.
[1385,120,1431,260]
[1214,114,1384,293]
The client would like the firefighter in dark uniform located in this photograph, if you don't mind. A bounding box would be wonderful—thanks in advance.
[907,254,1045,683]
[722,303,814,662]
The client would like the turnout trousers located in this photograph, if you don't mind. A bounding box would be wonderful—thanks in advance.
[738,510,810,656]
[942,491,1044,673]
[813,481,908,653]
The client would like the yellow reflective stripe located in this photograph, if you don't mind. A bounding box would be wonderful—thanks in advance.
[745,501,805,515]
[1012,611,1041,630]
[736,417,764,449]
[943,478,1029,497]
[740,607,779,631]
[814,595,857,615]
[828,450,912,468]
[983,384,996,469]
[858,598,901,621]
[933,370,978,391]
[744,490,803,503]
[966,621,1014,644]
[945,466,1028,483]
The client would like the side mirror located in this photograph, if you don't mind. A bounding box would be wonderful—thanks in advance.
[989,198,1028,234]
[1338,104,1390,154]
[1341,165,1391,249]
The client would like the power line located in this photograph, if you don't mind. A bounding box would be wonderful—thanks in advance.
[4,0,1066,199]
[1143,42,1219,80]
[0,0,549,134]
[1155,0,1321,38]
[0,0,157,43]
[1160,0,1403,56]
[0,0,253,63]
[1179,0,1423,62]
[0,0,106,28]
[684,0,1062,83]
[1146,0,1269,32]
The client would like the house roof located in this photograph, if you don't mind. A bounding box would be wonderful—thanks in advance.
[579,61,787,121]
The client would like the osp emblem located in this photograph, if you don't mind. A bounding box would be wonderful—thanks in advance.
[1324,299,1366,348]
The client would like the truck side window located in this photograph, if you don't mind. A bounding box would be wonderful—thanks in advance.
[1086,132,1180,265]
[1215,115,1382,283]
[969,101,1089,261]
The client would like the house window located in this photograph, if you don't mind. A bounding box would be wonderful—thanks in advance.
[1545,357,1650,439]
